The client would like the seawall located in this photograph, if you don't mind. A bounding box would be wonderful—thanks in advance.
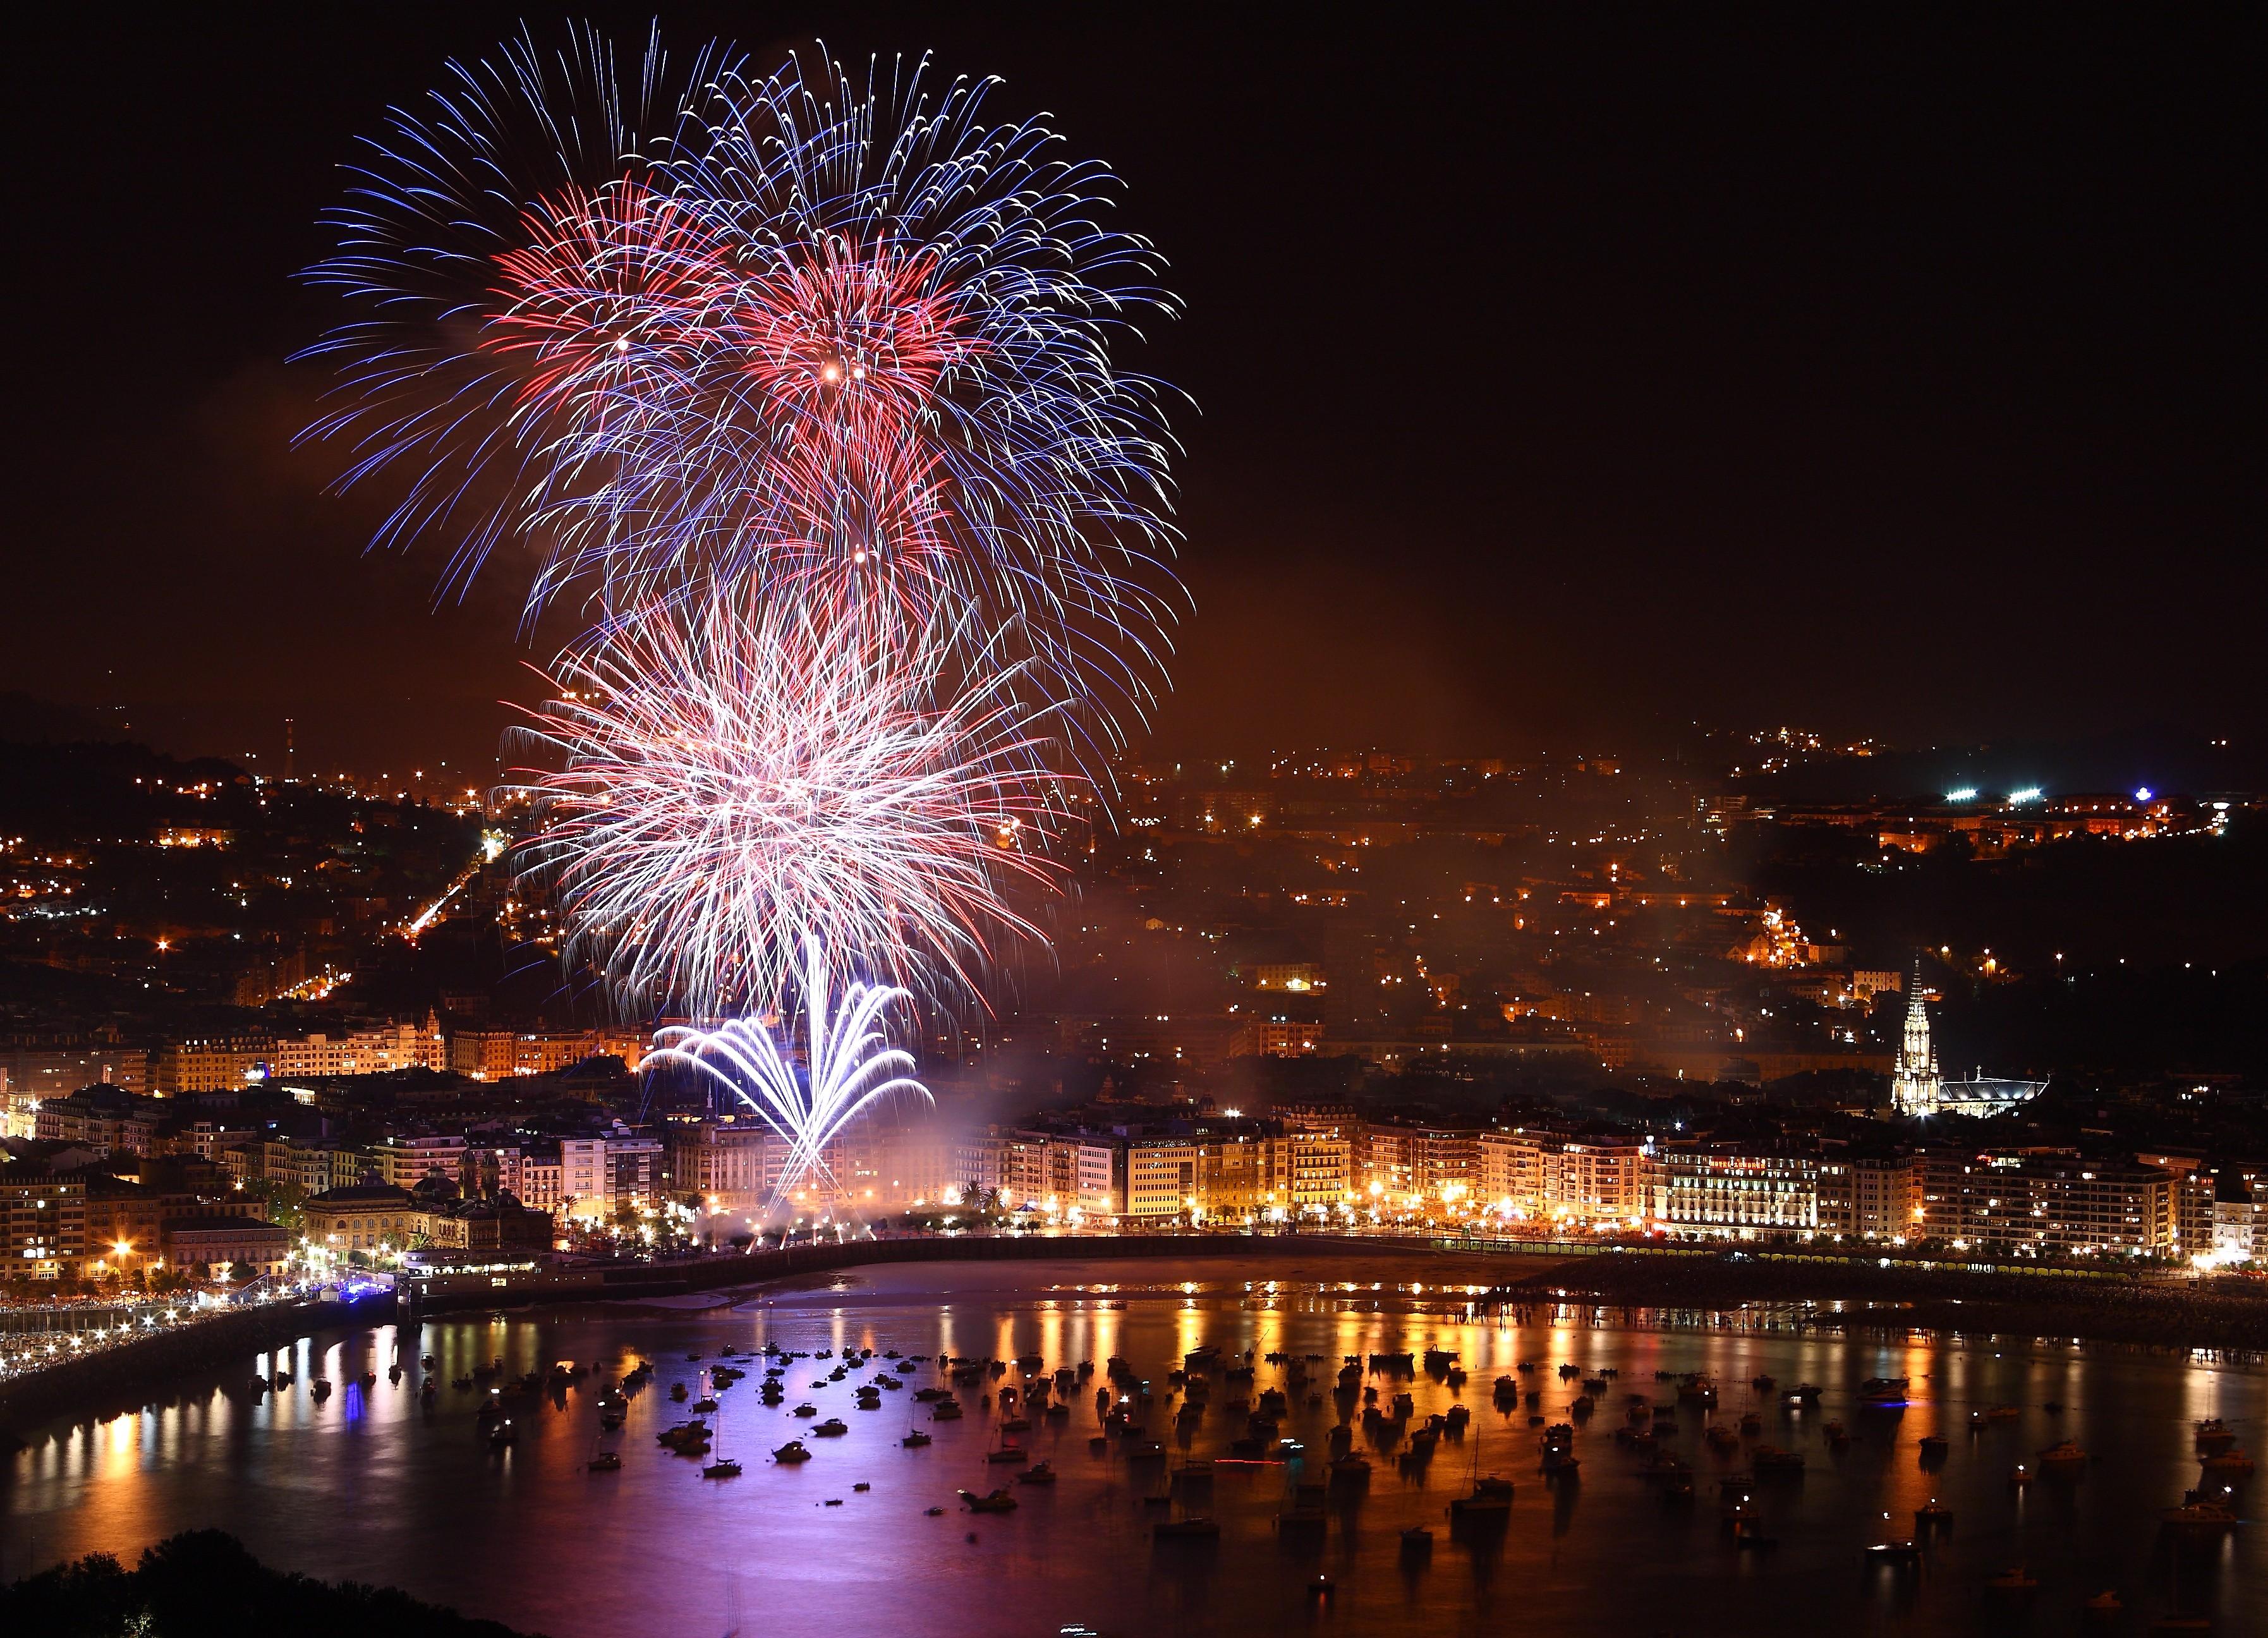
[406,1232,1406,1312]
[0,1298,384,1435]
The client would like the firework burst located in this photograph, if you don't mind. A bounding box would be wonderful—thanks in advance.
[509,595,1071,1019]
[301,28,1180,750]
[645,931,930,1206]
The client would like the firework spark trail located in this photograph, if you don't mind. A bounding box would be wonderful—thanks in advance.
[645,931,930,1204]
[508,594,1073,1020]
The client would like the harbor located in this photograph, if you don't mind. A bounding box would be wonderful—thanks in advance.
[5,1256,2259,1635]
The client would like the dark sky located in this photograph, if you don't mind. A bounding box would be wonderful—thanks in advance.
[9,8,2260,776]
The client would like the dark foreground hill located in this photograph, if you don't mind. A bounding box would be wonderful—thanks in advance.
[0,1530,540,1638]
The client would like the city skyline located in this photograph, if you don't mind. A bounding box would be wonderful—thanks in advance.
[4,18,2264,1635]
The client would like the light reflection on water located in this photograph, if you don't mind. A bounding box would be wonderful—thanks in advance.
[4,1263,2262,1637]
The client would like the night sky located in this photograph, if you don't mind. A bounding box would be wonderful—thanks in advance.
[10,8,2260,777]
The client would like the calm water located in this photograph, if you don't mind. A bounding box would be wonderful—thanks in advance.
[3,1256,2262,1636]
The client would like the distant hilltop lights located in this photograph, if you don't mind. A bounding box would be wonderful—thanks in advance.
[1944,786,2179,812]
[1944,786,2044,806]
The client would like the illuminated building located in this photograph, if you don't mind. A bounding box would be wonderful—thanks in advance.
[155,1037,272,1095]
[667,1122,779,1210]
[1126,1139,1201,1218]
[1917,1151,2209,1258]
[1249,962,1326,992]
[1286,1131,1352,1212]
[1889,962,1942,1116]
[33,1086,162,1155]
[0,1168,87,1279]
[1479,1129,1650,1227]
[1817,1155,1921,1240]
[1651,1149,1826,1238]
[268,1014,445,1077]
[258,1137,367,1194]
[1357,1121,1477,1208]
[369,1135,469,1191]
[445,1024,646,1080]
[303,1182,431,1256]
[162,1216,289,1278]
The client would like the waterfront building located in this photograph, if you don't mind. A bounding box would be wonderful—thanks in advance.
[559,1138,608,1213]
[0,1167,88,1278]
[2212,1195,2265,1263]
[419,1195,552,1254]
[1126,1139,1201,1218]
[1286,1129,1352,1213]
[667,1121,779,1210]
[1816,1154,1922,1240]
[1357,1120,1479,1210]
[162,1216,289,1278]
[1477,1129,1544,1216]
[1477,1127,1651,1227]
[605,1135,664,1209]
[303,1182,431,1256]
[83,1177,167,1277]
[1917,1150,2200,1258]
[1651,1148,1826,1238]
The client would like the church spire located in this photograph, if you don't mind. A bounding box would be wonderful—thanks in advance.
[1891,956,1941,1116]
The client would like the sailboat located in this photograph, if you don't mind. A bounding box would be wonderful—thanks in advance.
[1450,1433,1514,1520]
[702,1407,743,1478]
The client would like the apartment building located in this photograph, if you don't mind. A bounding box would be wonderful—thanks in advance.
[1818,1155,1920,1241]
[261,1137,368,1194]
[1918,1150,2198,1258]
[669,1122,780,1210]
[1126,1140,1201,1218]
[369,1135,469,1191]
[0,1168,88,1278]
[267,1015,444,1078]
[32,1086,163,1155]
[1477,1128,1650,1227]
[447,1026,650,1081]
[1286,1130,1353,1212]
[154,1038,272,1095]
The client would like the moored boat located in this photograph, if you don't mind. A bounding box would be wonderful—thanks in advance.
[2159,1500,2236,1532]
[1152,1515,1220,1539]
